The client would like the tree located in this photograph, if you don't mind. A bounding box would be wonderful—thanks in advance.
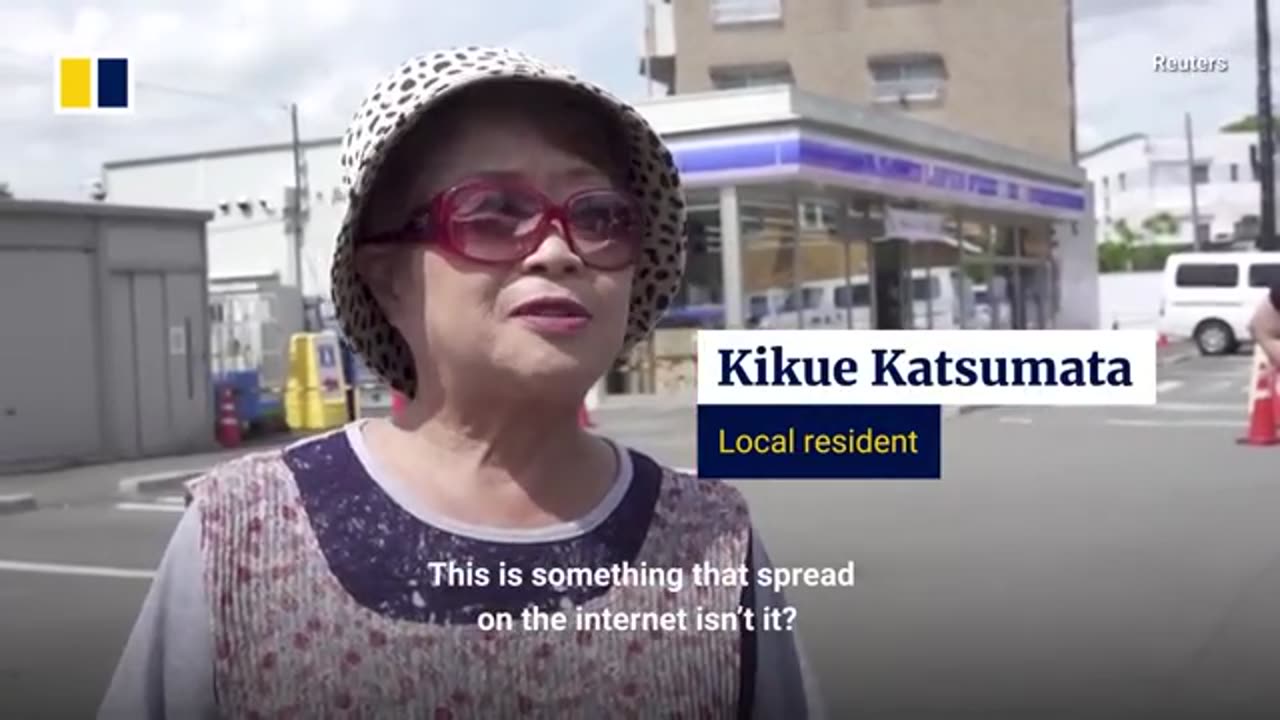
[1098,219,1139,273]
[1221,114,1280,132]
[0,182,12,199]
[1140,211,1180,240]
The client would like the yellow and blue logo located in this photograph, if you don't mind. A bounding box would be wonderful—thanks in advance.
[54,56,133,114]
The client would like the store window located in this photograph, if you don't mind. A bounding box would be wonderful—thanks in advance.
[710,0,782,25]
[710,62,794,90]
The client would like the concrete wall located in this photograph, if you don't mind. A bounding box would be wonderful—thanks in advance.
[0,201,215,470]
[1053,185,1101,329]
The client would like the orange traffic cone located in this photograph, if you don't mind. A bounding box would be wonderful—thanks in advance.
[1238,355,1279,446]
[216,385,242,448]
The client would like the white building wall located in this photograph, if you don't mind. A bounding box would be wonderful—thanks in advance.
[1053,182,1100,329]
[1083,132,1262,246]
[103,141,347,298]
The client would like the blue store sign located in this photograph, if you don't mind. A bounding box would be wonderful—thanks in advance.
[669,133,1086,215]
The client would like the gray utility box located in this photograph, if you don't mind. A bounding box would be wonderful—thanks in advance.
[0,199,215,471]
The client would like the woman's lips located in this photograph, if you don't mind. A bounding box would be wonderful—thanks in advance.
[510,297,593,335]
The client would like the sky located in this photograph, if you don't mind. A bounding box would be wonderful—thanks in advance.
[0,0,1272,201]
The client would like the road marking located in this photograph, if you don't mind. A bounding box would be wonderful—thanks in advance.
[1156,380,1183,394]
[1105,418,1242,428]
[1166,370,1251,380]
[114,502,184,514]
[0,559,154,580]
[998,416,1033,424]
[1153,402,1247,413]
[1201,379,1234,394]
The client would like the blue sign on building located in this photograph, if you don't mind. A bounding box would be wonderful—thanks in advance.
[669,134,1087,215]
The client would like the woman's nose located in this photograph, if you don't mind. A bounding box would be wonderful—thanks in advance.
[521,220,584,276]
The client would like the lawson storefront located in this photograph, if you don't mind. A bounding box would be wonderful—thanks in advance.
[633,85,1097,338]
[603,85,1096,394]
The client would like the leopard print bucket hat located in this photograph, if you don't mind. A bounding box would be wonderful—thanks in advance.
[331,46,687,398]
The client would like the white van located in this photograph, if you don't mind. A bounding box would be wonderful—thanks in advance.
[757,267,968,330]
[1158,251,1280,355]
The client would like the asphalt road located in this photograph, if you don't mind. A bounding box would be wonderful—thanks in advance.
[2,350,1278,719]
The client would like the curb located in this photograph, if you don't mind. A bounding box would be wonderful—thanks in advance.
[944,405,994,419]
[117,469,207,497]
[0,493,38,516]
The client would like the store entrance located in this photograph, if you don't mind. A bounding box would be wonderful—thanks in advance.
[871,238,912,330]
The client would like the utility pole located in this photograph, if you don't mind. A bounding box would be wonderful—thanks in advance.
[641,0,655,98]
[1257,0,1278,250]
[1184,112,1203,251]
[288,102,308,292]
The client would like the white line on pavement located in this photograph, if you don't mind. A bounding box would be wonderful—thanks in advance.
[1105,418,1243,428]
[114,502,184,514]
[1202,379,1234,394]
[0,559,155,580]
[998,417,1033,424]
[1156,380,1184,394]
[1153,402,1247,413]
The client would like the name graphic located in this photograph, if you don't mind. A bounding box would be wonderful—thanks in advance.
[716,346,1134,388]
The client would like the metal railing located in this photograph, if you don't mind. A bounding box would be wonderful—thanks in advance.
[871,79,945,103]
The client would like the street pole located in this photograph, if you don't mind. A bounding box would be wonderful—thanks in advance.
[642,0,655,98]
[839,198,856,330]
[1257,0,1278,250]
[289,102,307,293]
[1184,112,1203,251]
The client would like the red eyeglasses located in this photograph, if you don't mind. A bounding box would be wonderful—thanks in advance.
[360,178,644,271]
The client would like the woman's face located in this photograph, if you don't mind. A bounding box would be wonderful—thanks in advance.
[359,97,636,401]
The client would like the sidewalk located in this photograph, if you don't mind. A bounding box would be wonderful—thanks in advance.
[0,433,304,511]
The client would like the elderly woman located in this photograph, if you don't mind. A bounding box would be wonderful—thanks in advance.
[99,47,820,719]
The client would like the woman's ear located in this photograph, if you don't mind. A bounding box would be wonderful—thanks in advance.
[354,245,414,322]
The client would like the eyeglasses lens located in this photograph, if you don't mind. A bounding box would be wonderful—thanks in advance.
[449,187,640,266]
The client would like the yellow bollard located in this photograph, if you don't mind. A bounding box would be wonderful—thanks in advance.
[285,332,350,431]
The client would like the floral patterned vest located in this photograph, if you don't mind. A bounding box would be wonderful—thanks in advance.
[189,447,752,719]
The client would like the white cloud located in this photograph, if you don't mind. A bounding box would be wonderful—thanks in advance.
[0,0,1269,200]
